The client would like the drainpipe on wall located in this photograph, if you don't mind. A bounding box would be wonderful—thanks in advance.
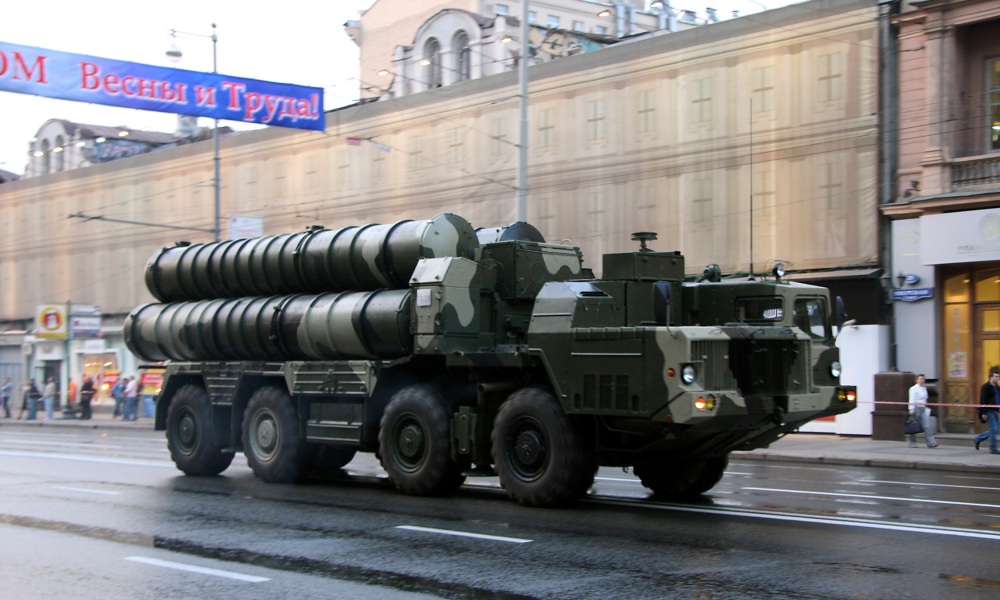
[878,0,900,370]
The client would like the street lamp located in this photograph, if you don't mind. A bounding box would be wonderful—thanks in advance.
[167,23,221,242]
[516,1,528,222]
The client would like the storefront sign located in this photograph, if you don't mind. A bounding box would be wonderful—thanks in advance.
[921,209,1000,264]
[35,304,67,338]
[71,315,102,338]
[892,287,933,302]
[1,41,324,131]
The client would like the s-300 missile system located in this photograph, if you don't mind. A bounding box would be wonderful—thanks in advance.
[126,213,856,507]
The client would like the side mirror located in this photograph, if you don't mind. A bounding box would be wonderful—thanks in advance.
[653,281,672,325]
[835,296,848,330]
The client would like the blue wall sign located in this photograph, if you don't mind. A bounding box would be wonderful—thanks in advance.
[1,41,324,131]
[892,287,933,302]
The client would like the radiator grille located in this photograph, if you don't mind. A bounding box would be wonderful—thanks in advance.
[691,339,809,396]
[582,374,632,411]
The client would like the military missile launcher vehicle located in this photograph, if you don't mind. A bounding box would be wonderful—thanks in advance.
[127,213,856,507]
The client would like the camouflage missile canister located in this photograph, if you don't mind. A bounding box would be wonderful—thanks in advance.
[124,290,412,362]
[144,213,478,302]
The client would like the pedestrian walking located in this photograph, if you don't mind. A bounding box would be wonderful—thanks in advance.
[42,376,57,421]
[78,377,95,420]
[975,369,1000,455]
[124,376,139,421]
[0,377,12,418]
[67,377,77,415]
[21,380,40,420]
[110,378,126,418]
[907,373,938,448]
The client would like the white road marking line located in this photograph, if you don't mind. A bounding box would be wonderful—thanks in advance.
[859,479,1000,492]
[594,498,1000,541]
[125,556,270,582]
[0,449,172,468]
[396,525,532,544]
[52,486,120,495]
[743,486,1000,510]
[0,439,123,449]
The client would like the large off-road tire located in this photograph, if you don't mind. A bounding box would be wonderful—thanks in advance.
[633,455,729,500]
[379,385,466,496]
[242,386,308,483]
[491,387,592,507]
[166,384,234,476]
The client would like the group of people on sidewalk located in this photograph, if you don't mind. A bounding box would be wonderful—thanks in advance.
[110,376,141,421]
[906,371,1000,453]
[0,374,141,421]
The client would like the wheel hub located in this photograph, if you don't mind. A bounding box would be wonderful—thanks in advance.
[178,412,196,448]
[398,423,425,460]
[254,416,278,455]
[514,430,545,469]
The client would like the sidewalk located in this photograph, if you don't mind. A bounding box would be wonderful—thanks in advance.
[3,404,999,476]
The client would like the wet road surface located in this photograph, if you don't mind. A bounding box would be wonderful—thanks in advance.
[2,426,999,599]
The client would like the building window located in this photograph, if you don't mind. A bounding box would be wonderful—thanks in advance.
[491,117,508,157]
[547,15,560,29]
[636,89,656,134]
[692,176,713,228]
[751,66,774,113]
[573,20,585,32]
[817,52,842,103]
[594,25,607,35]
[495,4,509,16]
[425,38,442,88]
[989,58,1000,151]
[528,11,537,24]
[691,77,712,124]
[305,155,318,191]
[818,160,842,212]
[585,99,605,142]
[454,31,471,82]
[338,150,351,184]
[537,108,555,149]
[448,128,464,165]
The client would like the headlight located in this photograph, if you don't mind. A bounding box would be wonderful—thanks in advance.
[830,361,842,378]
[681,364,696,384]
[694,394,717,411]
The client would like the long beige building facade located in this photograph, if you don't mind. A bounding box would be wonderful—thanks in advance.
[0,0,879,393]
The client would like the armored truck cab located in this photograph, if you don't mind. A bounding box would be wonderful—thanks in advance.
[129,214,856,507]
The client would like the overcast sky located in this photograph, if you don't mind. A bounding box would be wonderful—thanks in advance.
[0,0,781,176]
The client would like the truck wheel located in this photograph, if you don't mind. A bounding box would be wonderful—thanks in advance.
[492,387,589,507]
[633,455,729,500]
[379,385,466,495]
[242,386,307,483]
[166,384,234,476]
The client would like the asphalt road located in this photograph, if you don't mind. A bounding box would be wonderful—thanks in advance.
[2,426,999,599]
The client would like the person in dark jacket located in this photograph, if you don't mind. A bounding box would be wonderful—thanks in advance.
[975,370,1000,454]
[79,377,96,421]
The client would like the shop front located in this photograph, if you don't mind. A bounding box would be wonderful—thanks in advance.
[893,209,1000,433]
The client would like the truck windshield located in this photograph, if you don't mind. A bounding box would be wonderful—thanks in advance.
[793,297,829,339]
[736,297,783,322]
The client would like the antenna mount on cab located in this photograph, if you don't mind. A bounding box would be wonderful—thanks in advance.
[632,231,657,253]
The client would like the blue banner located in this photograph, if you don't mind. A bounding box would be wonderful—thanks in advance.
[0,41,324,131]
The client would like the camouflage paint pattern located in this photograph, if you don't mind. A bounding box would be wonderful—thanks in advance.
[144,213,478,302]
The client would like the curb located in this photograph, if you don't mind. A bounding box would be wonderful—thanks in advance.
[736,450,1000,475]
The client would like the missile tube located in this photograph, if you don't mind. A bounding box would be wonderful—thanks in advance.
[144,213,478,302]
[124,290,412,363]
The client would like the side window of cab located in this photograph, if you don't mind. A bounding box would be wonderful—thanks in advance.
[793,297,829,339]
